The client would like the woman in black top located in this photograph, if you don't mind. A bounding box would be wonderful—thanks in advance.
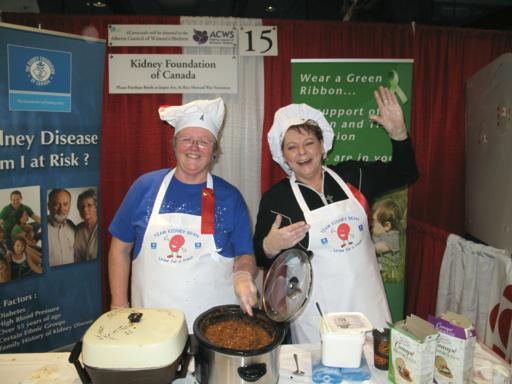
[254,87,418,343]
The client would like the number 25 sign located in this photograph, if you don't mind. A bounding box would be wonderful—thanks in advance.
[238,26,278,56]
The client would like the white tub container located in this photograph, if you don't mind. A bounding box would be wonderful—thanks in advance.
[320,312,372,368]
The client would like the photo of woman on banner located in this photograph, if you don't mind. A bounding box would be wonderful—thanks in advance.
[108,97,258,329]
[74,188,98,262]
[11,209,38,244]
[254,86,418,344]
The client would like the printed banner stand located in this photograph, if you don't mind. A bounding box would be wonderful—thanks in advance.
[0,22,105,352]
[292,59,413,322]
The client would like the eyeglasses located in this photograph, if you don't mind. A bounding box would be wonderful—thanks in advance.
[175,136,214,150]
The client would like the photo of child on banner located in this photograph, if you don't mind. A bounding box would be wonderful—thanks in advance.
[0,186,43,283]
[371,193,408,283]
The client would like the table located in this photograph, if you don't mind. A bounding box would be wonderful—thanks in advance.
[0,338,386,384]
[3,340,510,383]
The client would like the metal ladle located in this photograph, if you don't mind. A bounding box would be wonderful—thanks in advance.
[293,353,305,375]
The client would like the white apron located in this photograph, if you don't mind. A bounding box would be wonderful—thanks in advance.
[289,167,391,343]
[131,169,237,331]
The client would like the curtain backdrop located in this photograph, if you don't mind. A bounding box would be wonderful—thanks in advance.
[3,13,512,316]
[181,16,264,223]
[405,218,449,320]
[410,26,512,235]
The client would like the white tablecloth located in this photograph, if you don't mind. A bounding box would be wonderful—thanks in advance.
[3,341,510,383]
[0,339,386,384]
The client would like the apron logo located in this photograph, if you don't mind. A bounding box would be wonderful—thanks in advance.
[329,219,363,253]
[337,223,353,248]
[168,234,185,258]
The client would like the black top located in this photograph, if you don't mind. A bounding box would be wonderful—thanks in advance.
[254,138,419,268]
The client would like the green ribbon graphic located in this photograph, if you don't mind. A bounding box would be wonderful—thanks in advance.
[388,70,408,104]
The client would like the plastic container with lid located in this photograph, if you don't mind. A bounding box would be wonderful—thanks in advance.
[320,312,373,368]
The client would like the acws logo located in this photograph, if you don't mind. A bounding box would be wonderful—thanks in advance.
[489,284,512,361]
[25,56,55,86]
[209,30,235,39]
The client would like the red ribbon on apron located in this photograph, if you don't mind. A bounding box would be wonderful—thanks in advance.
[347,182,371,225]
[201,187,215,234]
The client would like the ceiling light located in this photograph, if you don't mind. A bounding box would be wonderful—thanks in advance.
[265,4,277,13]
[91,1,107,8]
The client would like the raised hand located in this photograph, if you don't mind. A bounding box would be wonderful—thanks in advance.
[369,86,408,141]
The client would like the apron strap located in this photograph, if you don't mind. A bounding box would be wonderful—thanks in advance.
[151,169,175,217]
[151,169,214,218]
[289,172,310,213]
[290,166,358,214]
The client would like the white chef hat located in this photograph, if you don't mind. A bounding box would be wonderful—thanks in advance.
[158,97,225,139]
[267,103,334,174]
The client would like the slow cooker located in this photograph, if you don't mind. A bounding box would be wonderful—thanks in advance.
[193,248,313,384]
[69,308,191,384]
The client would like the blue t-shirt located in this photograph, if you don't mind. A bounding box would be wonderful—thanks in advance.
[109,169,254,259]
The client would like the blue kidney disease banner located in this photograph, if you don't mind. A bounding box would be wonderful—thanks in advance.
[0,22,105,352]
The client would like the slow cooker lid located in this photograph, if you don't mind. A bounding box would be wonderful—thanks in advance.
[262,249,312,322]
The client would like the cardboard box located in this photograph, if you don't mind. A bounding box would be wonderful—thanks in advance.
[428,312,476,384]
[389,314,439,384]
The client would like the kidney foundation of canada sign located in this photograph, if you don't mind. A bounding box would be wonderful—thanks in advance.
[108,54,238,94]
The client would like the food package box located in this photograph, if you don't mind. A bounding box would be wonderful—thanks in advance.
[389,314,439,384]
[428,311,476,384]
